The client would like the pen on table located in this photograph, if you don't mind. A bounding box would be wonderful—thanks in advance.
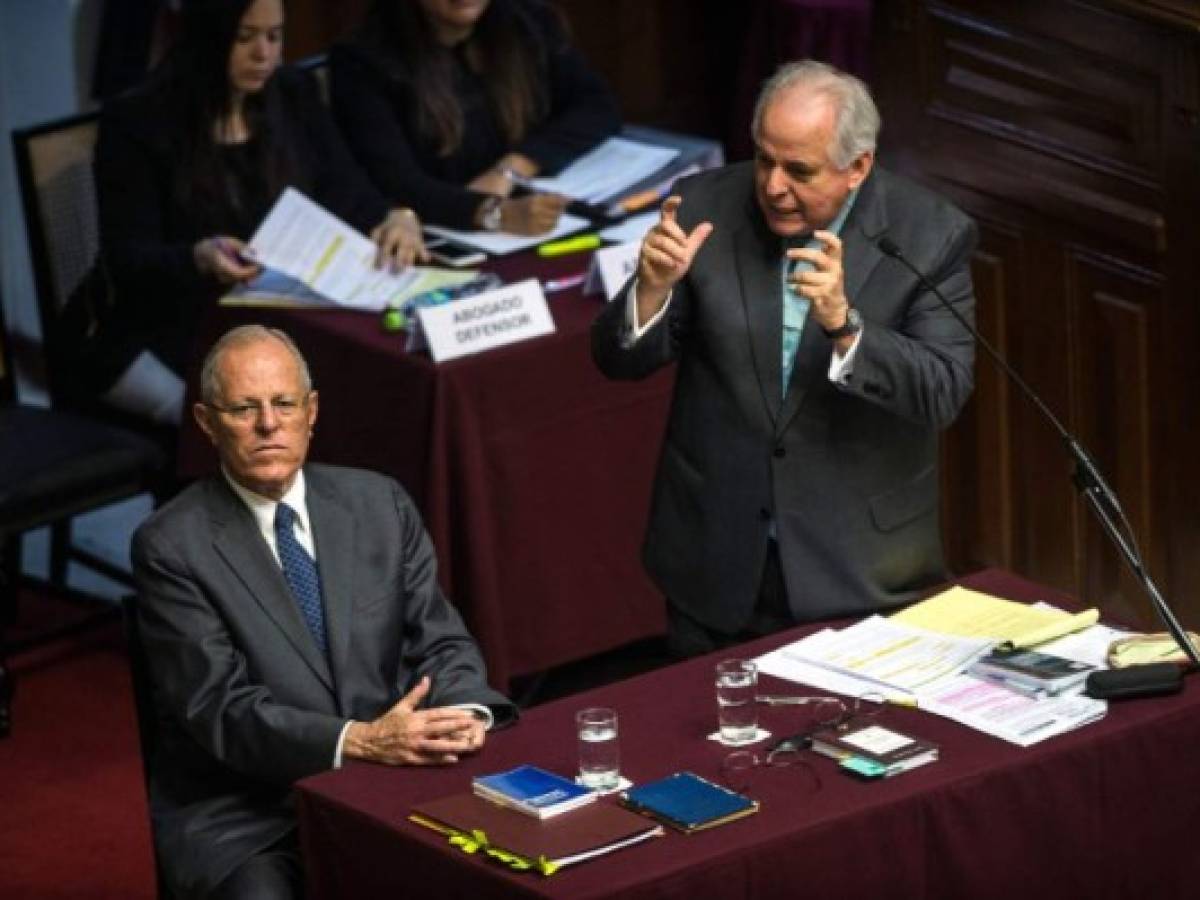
[537,234,601,258]
[543,271,587,294]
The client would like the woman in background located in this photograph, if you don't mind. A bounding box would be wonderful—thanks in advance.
[93,0,425,425]
[330,0,620,235]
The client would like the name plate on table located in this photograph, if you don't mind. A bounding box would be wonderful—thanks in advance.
[584,241,640,302]
[413,278,555,362]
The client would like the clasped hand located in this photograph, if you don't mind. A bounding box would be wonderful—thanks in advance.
[345,675,485,766]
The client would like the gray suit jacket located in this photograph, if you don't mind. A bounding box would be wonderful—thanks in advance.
[131,463,514,897]
[592,163,977,631]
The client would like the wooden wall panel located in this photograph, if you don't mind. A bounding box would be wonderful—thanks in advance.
[940,226,1017,573]
[877,0,1200,631]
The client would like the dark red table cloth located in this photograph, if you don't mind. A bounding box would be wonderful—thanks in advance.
[296,569,1197,899]
[178,252,674,687]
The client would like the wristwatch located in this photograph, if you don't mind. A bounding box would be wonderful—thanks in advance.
[822,307,862,339]
[477,196,503,231]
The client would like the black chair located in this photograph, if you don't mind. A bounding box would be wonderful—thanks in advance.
[121,594,171,898]
[0,290,165,737]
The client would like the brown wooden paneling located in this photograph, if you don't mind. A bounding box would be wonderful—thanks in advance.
[940,225,1017,573]
[878,0,1200,631]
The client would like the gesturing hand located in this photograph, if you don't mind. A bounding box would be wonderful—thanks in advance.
[787,230,849,331]
[344,675,485,766]
[634,195,713,325]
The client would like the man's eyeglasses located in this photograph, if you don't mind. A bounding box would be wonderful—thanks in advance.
[720,746,821,795]
[207,395,309,424]
[755,692,885,753]
[719,693,885,792]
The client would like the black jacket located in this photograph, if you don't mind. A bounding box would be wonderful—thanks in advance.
[330,0,619,229]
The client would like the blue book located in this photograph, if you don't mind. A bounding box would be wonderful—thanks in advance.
[621,772,758,833]
[472,765,597,819]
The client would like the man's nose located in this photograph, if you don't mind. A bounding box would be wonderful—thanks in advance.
[255,405,280,431]
[764,165,789,197]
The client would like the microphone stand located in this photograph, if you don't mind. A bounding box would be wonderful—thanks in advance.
[877,237,1200,667]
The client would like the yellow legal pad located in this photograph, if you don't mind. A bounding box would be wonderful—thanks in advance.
[891,586,1099,651]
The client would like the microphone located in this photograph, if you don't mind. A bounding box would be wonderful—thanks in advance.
[877,235,1200,669]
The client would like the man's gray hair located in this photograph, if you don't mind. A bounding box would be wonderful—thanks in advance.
[751,60,880,170]
[199,324,313,404]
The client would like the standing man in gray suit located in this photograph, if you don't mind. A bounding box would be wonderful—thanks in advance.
[592,60,977,657]
[132,324,515,900]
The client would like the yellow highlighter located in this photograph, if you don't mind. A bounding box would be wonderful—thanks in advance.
[537,233,601,258]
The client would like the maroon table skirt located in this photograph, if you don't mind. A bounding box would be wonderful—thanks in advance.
[296,569,1198,899]
[178,252,674,687]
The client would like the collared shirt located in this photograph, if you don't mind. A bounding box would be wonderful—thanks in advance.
[222,468,315,565]
[220,468,492,769]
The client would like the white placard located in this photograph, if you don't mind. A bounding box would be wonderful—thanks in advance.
[415,278,555,362]
[584,241,640,302]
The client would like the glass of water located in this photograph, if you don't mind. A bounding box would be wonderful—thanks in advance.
[715,659,758,745]
[576,707,620,791]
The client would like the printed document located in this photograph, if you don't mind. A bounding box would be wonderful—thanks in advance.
[238,187,424,312]
[530,138,680,203]
[755,613,1109,746]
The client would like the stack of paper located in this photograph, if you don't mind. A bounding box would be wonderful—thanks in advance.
[754,587,1117,746]
[889,586,1100,650]
[530,138,680,203]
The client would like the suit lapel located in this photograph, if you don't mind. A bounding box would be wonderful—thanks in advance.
[304,468,358,709]
[208,478,334,692]
[734,216,784,429]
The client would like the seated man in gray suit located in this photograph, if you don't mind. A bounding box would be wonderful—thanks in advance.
[592,60,978,657]
[132,324,516,900]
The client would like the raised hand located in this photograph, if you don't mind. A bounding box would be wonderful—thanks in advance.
[787,230,848,332]
[635,195,713,325]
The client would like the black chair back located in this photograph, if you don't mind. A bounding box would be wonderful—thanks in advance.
[11,111,103,407]
[121,594,172,898]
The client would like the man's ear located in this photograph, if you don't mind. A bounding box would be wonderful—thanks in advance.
[306,390,319,431]
[847,151,874,191]
[194,402,216,444]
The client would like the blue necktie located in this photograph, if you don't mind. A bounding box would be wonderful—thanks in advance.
[274,502,328,656]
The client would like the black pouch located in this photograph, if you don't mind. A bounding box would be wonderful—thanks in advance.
[1084,663,1184,700]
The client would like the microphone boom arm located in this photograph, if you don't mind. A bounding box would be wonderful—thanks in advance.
[877,237,1200,667]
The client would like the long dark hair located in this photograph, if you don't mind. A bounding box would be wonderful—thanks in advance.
[363,0,555,157]
[155,0,298,230]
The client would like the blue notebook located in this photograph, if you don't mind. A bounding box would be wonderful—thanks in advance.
[472,765,597,819]
[621,772,758,833]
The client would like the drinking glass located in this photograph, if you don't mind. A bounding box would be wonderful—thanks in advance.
[576,707,620,790]
[715,659,758,744]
